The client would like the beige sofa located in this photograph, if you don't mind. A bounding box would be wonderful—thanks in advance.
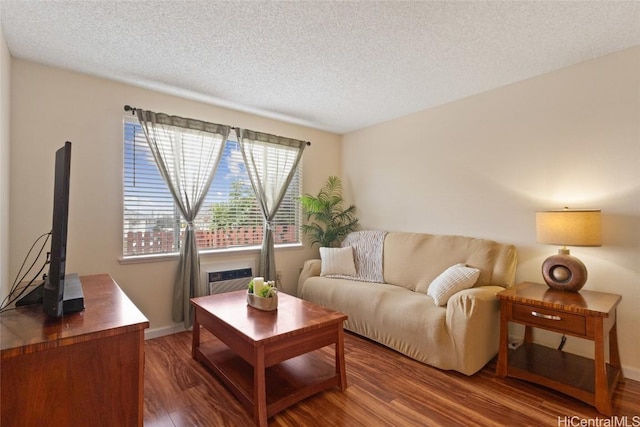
[297,231,517,375]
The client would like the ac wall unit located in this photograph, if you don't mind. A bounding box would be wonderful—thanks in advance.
[206,267,253,295]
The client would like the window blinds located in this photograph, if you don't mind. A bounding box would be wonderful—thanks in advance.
[123,119,301,257]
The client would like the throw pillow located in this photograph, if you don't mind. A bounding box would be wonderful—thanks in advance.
[427,263,480,306]
[320,246,357,277]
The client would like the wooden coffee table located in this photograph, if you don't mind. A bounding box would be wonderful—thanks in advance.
[191,290,348,427]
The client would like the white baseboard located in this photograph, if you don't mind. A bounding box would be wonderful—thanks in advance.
[624,366,640,382]
[144,323,187,340]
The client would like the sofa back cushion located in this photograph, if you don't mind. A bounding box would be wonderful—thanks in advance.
[383,232,517,293]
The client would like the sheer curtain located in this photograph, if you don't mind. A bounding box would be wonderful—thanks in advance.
[136,110,230,328]
[236,129,307,281]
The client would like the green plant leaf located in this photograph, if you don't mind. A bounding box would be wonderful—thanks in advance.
[299,176,359,248]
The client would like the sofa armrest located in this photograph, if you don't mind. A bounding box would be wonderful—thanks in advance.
[445,285,504,375]
[297,259,321,297]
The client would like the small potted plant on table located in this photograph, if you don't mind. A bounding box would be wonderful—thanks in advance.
[247,277,278,311]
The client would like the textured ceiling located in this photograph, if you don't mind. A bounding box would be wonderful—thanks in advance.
[1,1,639,134]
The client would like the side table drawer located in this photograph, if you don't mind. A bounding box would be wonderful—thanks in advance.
[512,303,586,336]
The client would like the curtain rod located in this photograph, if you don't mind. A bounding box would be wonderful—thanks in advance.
[123,105,311,146]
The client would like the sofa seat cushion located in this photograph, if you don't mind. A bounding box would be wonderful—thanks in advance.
[301,276,456,369]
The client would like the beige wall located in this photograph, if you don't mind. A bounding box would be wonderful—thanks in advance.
[342,46,640,379]
[0,26,10,299]
[9,59,340,333]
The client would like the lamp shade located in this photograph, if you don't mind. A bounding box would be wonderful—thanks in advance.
[536,209,601,247]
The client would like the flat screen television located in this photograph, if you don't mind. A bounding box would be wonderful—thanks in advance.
[16,141,83,317]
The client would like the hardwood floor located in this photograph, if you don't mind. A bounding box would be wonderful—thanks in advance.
[144,330,640,426]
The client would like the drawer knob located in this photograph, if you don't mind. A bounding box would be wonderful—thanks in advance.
[531,311,562,321]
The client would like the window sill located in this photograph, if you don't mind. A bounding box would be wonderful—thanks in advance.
[118,242,304,265]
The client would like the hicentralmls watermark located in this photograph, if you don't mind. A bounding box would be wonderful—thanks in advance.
[558,416,640,427]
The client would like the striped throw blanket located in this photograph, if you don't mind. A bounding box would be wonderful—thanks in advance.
[340,230,387,283]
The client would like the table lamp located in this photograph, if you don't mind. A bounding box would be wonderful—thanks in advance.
[536,208,601,292]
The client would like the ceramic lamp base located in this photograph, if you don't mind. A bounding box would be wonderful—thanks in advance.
[541,249,587,292]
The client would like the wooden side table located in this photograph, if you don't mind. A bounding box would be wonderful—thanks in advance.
[496,282,623,415]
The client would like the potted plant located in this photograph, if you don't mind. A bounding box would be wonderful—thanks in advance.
[247,277,278,311]
[299,176,359,247]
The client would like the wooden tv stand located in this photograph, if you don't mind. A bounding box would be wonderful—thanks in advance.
[1,274,149,427]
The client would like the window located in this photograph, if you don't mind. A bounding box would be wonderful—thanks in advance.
[123,119,301,257]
